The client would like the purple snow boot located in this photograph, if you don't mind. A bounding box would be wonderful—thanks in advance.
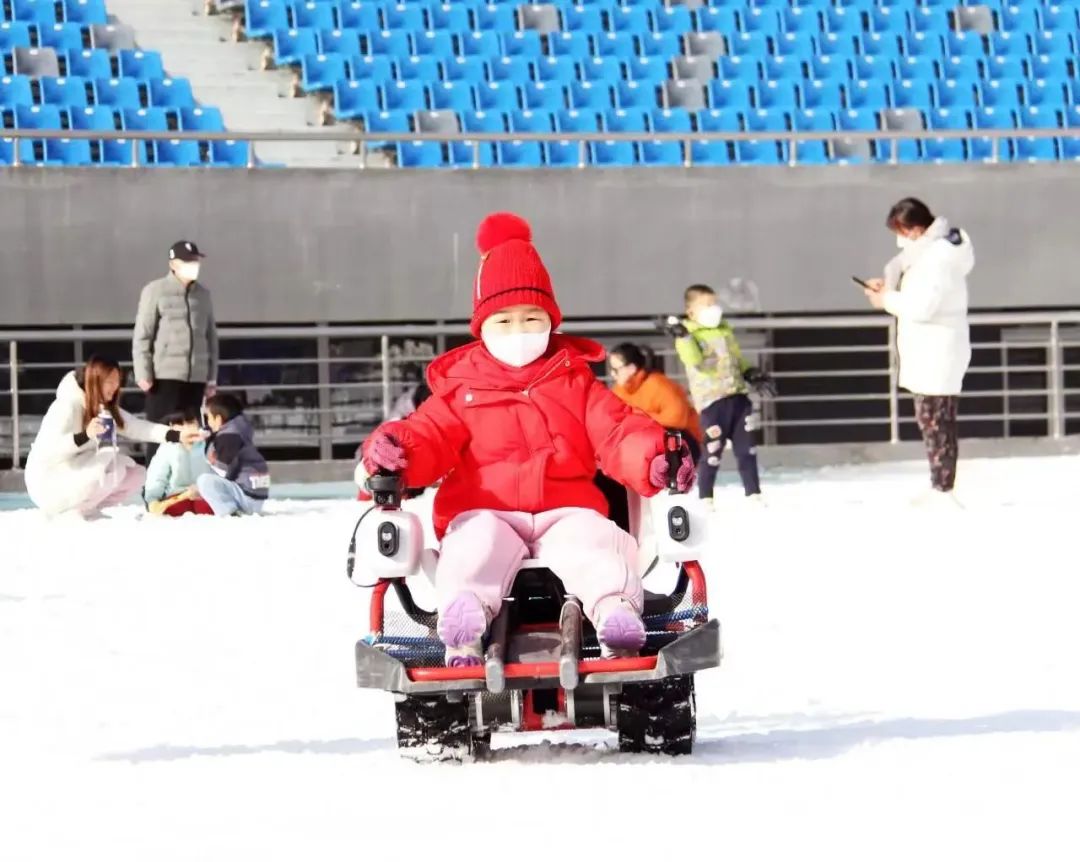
[595,598,646,656]
[438,591,489,667]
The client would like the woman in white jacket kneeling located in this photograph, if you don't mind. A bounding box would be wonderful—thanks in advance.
[865,198,974,503]
[25,356,204,517]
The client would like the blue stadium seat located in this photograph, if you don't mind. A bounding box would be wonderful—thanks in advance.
[274,28,318,64]
[41,75,88,107]
[475,80,520,112]
[181,106,225,132]
[498,140,544,167]
[816,33,855,57]
[1063,105,1080,129]
[334,79,380,119]
[461,109,505,132]
[923,136,966,162]
[1032,30,1074,57]
[737,139,784,164]
[63,0,108,26]
[122,107,168,130]
[154,139,203,167]
[570,80,614,112]
[615,80,654,110]
[1039,5,1080,33]
[608,7,653,35]
[727,32,770,58]
[651,107,692,132]
[1019,106,1062,129]
[590,140,636,167]
[709,80,752,111]
[398,56,441,82]
[939,55,981,85]
[689,140,731,166]
[66,48,111,79]
[0,138,36,165]
[837,108,877,131]
[13,0,57,24]
[15,103,62,127]
[894,55,936,82]
[556,108,599,132]
[1012,136,1057,161]
[367,30,411,57]
[383,3,425,32]
[0,22,33,54]
[414,31,455,59]
[99,138,140,165]
[38,23,85,55]
[443,56,488,85]
[910,8,950,36]
[988,31,1029,58]
[904,32,945,59]
[846,80,891,111]
[1030,55,1072,81]
[853,55,894,84]
[1027,79,1069,110]
[458,31,502,58]
[119,49,164,81]
[535,55,578,85]
[593,32,637,60]
[474,4,516,33]
[489,56,533,85]
[450,140,497,168]
[587,55,629,85]
[981,55,1024,84]
[637,32,681,60]
[383,80,428,112]
[246,0,290,40]
[430,81,475,111]
[509,108,553,132]
[626,55,669,85]
[338,2,381,32]
[45,137,91,165]
[999,5,1039,34]
[945,31,985,59]
[756,79,798,110]
[762,55,804,83]
[745,107,788,133]
[928,106,970,129]
[697,107,742,132]
[866,7,908,36]
[300,54,346,93]
[429,4,471,33]
[720,56,761,84]
[792,107,835,130]
[292,1,336,31]
[544,140,583,168]
[739,8,780,35]
[935,79,977,109]
[397,140,446,167]
[210,139,251,167]
[0,74,34,108]
[695,7,739,35]
[603,107,648,131]
[318,29,361,57]
[974,106,1017,131]
[68,104,114,130]
[794,140,829,164]
[800,81,843,110]
[808,56,851,83]
[859,33,902,61]
[655,6,693,34]
[978,80,1022,110]
[1061,136,1080,161]
[365,108,412,139]
[826,6,864,36]
[892,79,934,108]
[523,80,565,111]
[782,7,820,36]
[94,77,140,110]
[773,32,815,59]
[564,6,604,33]
[547,32,591,60]
[350,54,394,82]
[639,140,684,167]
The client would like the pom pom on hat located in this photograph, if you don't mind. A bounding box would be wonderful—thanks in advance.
[476,212,532,255]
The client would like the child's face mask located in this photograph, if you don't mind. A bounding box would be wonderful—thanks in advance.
[695,304,723,328]
[482,328,551,368]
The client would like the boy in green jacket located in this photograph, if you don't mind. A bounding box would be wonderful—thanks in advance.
[665,284,773,504]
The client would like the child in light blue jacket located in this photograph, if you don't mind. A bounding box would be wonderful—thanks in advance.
[144,407,211,516]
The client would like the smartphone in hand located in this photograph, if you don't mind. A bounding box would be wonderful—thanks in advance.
[852,276,871,289]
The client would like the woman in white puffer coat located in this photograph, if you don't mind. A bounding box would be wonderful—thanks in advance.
[864,198,975,504]
[25,356,203,517]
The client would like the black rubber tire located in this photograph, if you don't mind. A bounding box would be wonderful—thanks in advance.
[394,696,472,760]
[616,676,696,756]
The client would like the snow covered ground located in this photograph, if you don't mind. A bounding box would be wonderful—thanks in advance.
[2,456,1079,861]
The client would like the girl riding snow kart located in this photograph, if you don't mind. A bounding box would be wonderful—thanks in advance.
[350,214,721,759]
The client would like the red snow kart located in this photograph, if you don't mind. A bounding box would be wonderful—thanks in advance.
[349,435,721,760]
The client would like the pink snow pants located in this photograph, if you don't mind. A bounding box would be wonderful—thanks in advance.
[435,507,643,623]
[81,460,145,516]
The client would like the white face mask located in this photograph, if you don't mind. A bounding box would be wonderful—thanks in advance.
[482,328,551,368]
[696,305,723,328]
[175,261,201,282]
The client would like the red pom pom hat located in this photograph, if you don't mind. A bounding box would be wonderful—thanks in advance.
[470,212,562,337]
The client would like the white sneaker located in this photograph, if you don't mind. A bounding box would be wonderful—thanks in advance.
[744,493,767,507]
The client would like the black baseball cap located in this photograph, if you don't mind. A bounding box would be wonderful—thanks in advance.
[169,240,206,262]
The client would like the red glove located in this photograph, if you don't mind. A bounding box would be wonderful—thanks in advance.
[363,431,407,474]
[649,447,695,493]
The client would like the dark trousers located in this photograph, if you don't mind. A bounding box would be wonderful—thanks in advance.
[144,379,205,461]
[914,394,959,492]
[697,394,761,498]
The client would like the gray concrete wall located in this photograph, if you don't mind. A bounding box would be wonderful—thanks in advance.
[1,163,1077,326]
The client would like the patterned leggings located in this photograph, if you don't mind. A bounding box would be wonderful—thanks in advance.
[914,395,959,492]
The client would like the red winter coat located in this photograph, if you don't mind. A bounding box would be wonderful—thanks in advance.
[368,335,666,539]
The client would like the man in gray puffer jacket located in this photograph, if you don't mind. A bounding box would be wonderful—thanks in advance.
[133,240,218,459]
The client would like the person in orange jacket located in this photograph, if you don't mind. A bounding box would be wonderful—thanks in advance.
[608,342,702,463]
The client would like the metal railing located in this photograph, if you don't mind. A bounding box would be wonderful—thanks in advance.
[3,311,1080,468]
[2,125,1068,168]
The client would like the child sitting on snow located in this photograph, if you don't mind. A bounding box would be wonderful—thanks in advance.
[144,407,213,516]
[362,213,694,667]
[197,394,271,516]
